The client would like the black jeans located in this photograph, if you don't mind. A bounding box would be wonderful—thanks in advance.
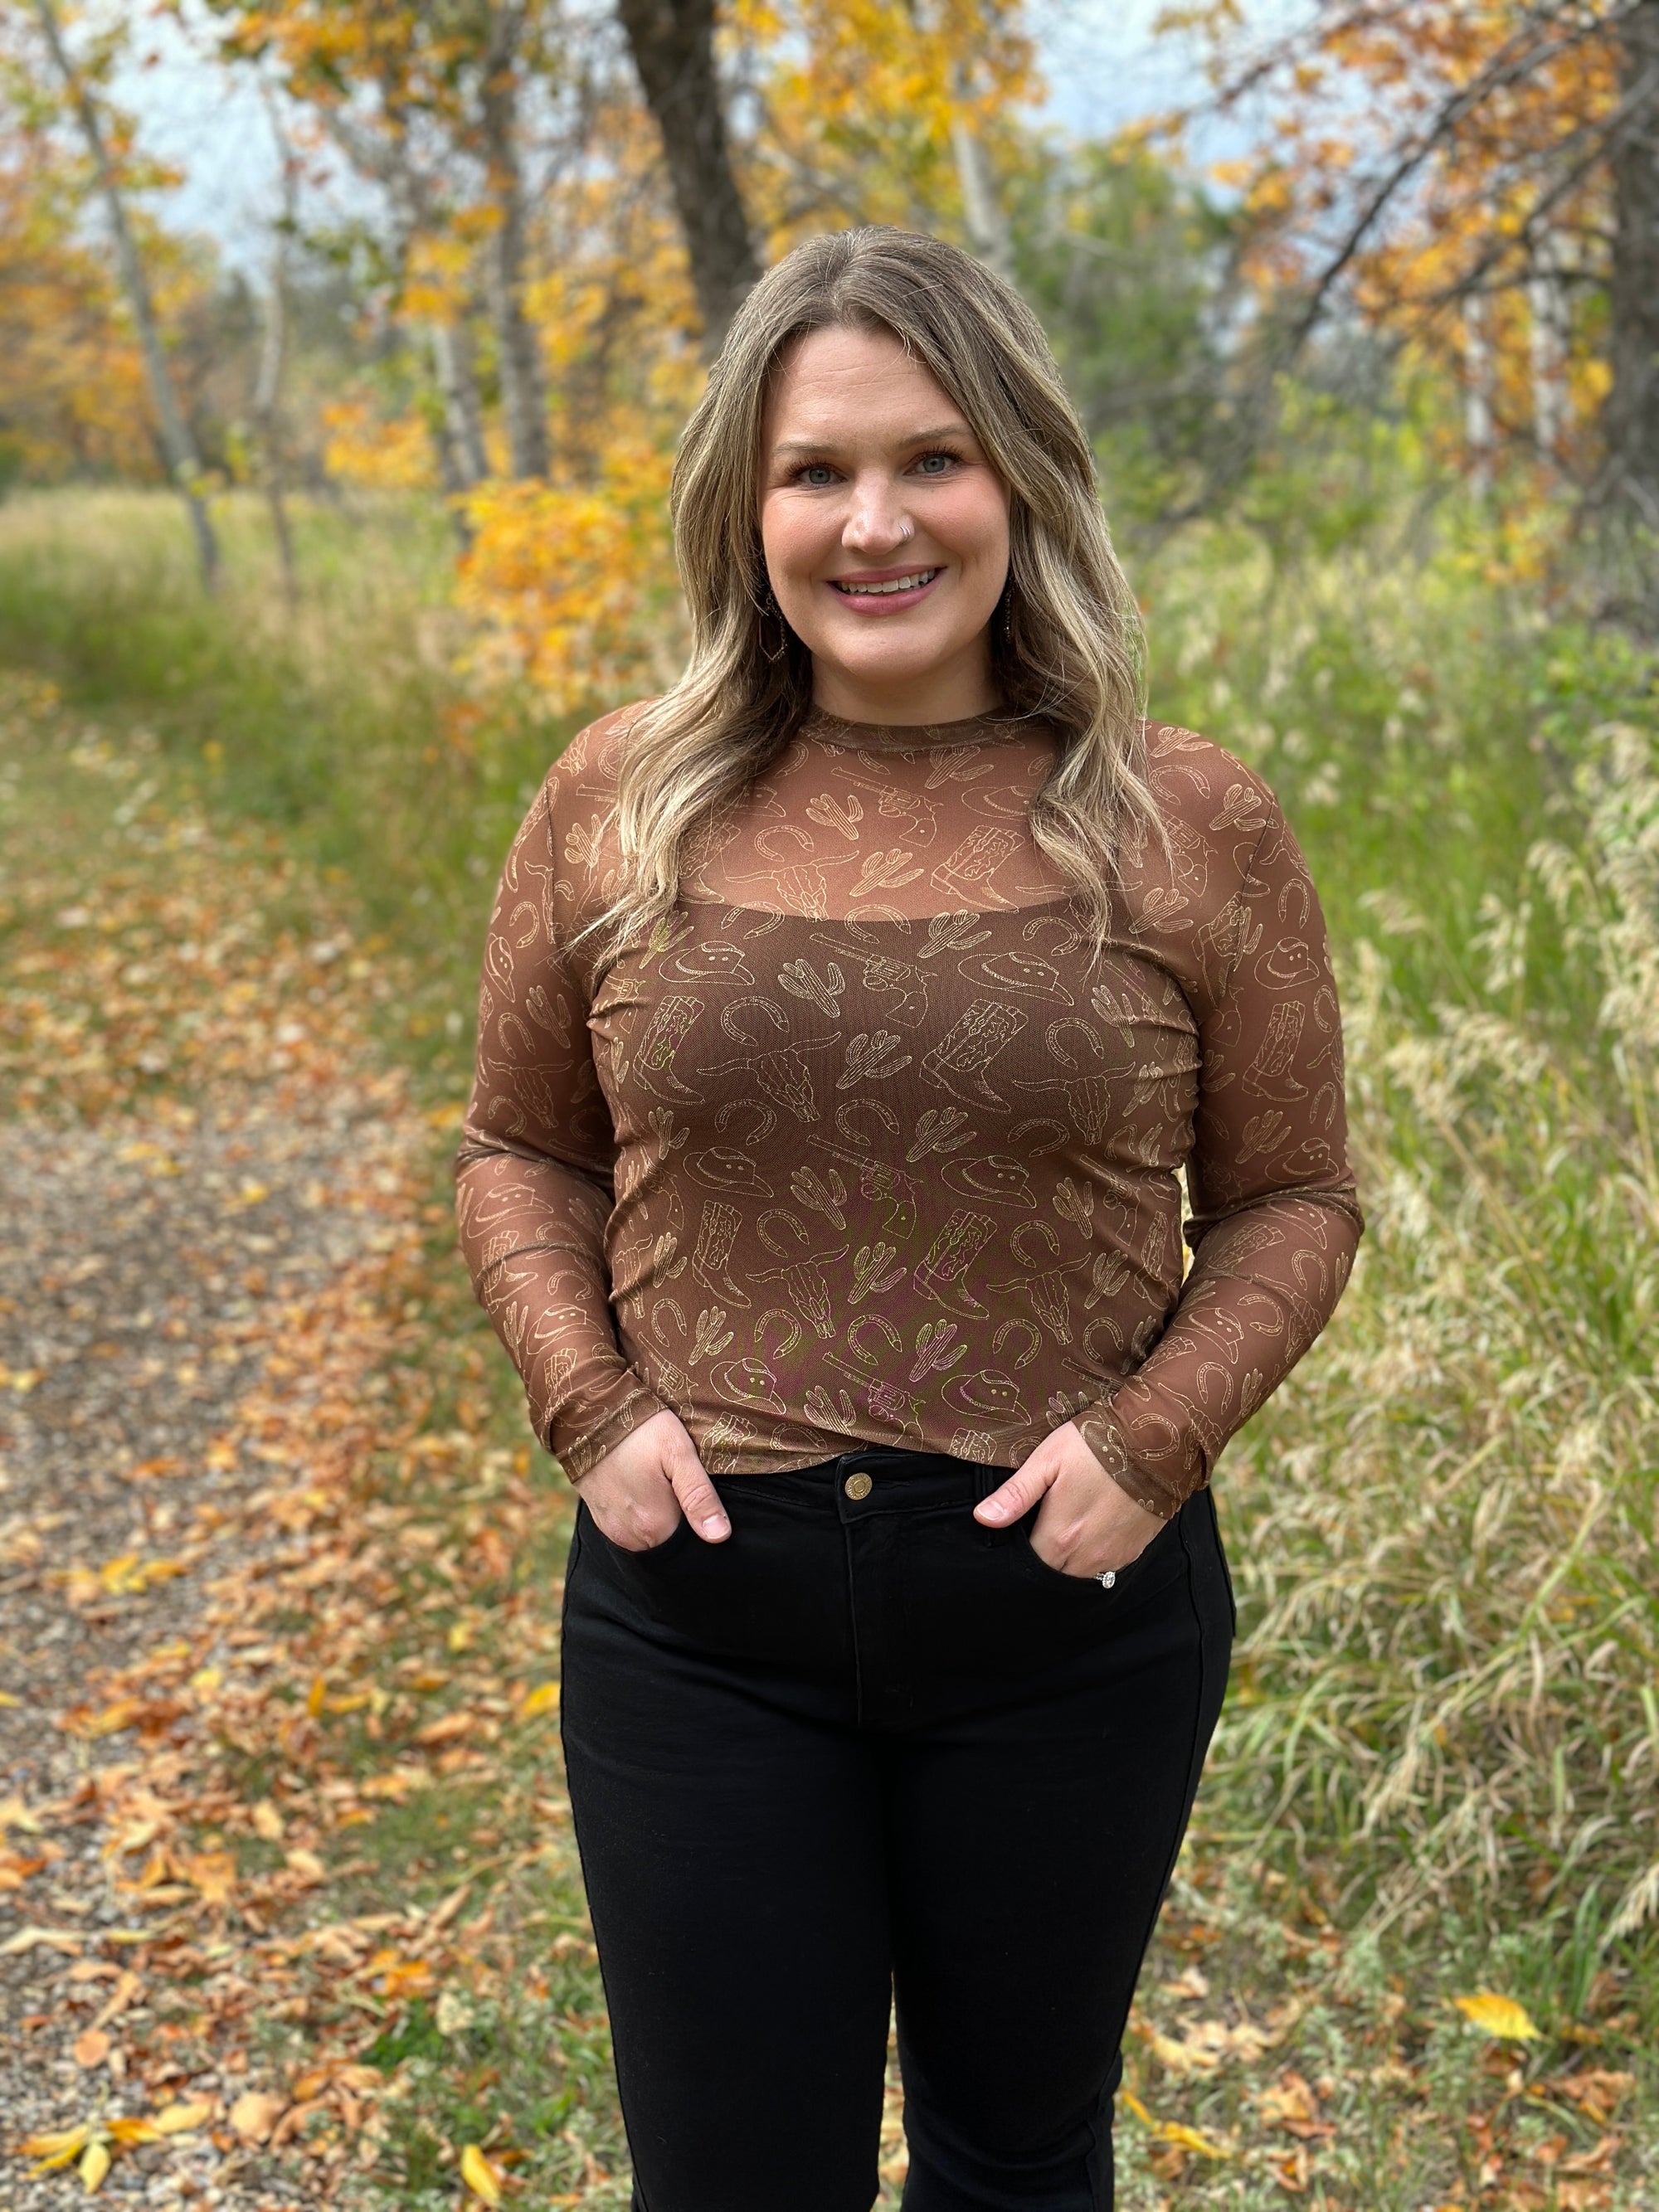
[560,1444,1234,2212]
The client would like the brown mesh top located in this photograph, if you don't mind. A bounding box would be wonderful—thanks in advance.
[454,703,1363,1519]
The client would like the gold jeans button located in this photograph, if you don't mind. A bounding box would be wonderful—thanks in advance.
[844,1471,873,1500]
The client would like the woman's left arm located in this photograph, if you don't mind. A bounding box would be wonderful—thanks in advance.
[978,800,1363,1569]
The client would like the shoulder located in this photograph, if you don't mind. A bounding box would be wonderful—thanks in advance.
[1118,722,1295,1011]
[503,699,654,950]
[542,697,657,820]
[1142,721,1282,858]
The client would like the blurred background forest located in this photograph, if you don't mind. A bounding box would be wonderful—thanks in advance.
[3,0,1659,2205]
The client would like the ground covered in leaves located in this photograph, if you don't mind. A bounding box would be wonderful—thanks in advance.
[2,679,1652,2210]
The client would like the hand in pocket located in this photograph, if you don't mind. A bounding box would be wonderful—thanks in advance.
[973,1420,1165,1578]
[579,1409,731,1553]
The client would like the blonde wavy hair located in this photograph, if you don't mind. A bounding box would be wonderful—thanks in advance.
[578,224,1157,965]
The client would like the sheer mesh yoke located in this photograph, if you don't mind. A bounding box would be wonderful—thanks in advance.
[683,709,1073,919]
[455,703,1364,1518]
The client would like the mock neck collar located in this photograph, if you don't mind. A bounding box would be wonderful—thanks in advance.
[800,704,1034,751]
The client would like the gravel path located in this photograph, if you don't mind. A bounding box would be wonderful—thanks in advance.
[0,714,431,2206]
[0,1100,415,2205]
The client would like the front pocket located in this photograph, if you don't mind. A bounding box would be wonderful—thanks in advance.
[1018,1509,1182,1596]
[583,1505,698,1566]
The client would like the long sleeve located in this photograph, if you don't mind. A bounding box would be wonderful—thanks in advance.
[454,770,666,1480]
[1075,801,1362,1519]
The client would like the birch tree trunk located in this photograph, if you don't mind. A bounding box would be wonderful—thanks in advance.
[615,0,759,354]
[431,323,491,489]
[35,0,220,589]
[1603,0,1659,527]
[255,90,299,610]
[479,2,550,479]
[950,63,1014,287]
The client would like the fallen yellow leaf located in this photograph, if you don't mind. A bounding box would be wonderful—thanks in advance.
[105,2119,161,2148]
[1453,1991,1542,2041]
[519,1682,560,1719]
[0,1691,19,1707]
[79,2140,110,2193]
[460,2143,503,2205]
[306,1675,328,1719]
[1153,2120,1230,2160]
[24,2124,92,2171]
[150,2100,212,2136]
[251,1800,285,1841]
[182,1850,237,1907]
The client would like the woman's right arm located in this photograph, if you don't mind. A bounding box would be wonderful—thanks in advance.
[453,769,728,1544]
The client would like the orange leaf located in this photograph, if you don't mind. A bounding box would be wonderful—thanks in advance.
[228,2091,285,2145]
[414,1709,474,1745]
[72,2030,110,2068]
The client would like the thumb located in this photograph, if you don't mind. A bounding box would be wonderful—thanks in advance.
[974,1453,1058,1526]
[665,1436,731,1543]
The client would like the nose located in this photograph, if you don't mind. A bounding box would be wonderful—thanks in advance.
[842,469,912,557]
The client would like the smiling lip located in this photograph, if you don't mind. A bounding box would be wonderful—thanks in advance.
[828,566,942,610]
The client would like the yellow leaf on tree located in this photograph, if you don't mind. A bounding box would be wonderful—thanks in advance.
[79,2140,111,2193]
[519,1681,560,1719]
[1453,1991,1542,2040]
[460,2143,503,2205]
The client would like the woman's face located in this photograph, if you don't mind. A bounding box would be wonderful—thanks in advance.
[759,324,1010,724]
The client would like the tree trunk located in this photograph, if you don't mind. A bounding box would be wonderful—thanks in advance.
[615,0,760,354]
[255,90,299,610]
[254,241,298,609]
[479,2,549,478]
[1603,0,1659,527]
[35,0,219,589]
[950,63,1014,287]
[431,322,491,488]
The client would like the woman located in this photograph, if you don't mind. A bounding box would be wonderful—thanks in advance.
[455,226,1360,2212]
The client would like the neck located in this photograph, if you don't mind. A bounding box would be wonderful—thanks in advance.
[809,639,1000,726]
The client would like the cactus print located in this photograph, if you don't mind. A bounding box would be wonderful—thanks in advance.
[455,705,1363,1519]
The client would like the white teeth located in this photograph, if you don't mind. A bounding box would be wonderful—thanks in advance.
[834,569,939,596]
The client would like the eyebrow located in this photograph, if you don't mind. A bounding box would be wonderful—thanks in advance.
[770,423,974,457]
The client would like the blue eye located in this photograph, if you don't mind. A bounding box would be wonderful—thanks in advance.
[914,451,959,475]
[800,464,836,487]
